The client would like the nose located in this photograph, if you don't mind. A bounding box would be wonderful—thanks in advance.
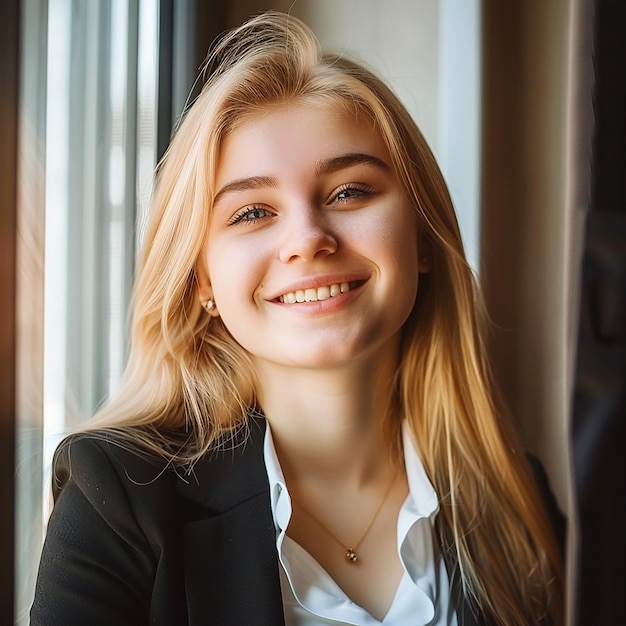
[278,207,338,263]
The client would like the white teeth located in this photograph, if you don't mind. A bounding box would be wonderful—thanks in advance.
[317,285,330,300]
[279,282,355,303]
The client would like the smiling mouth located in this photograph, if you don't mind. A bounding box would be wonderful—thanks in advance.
[277,281,364,304]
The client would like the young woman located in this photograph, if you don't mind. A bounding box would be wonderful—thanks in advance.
[31,12,564,626]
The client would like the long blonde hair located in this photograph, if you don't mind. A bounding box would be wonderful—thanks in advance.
[82,11,563,625]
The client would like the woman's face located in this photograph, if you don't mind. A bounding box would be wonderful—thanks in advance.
[199,102,427,373]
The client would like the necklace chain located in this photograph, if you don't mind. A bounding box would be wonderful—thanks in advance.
[295,465,399,564]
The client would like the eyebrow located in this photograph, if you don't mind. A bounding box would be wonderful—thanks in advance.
[314,152,391,176]
[212,152,390,205]
[213,175,278,206]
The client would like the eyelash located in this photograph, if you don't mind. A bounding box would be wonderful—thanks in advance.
[227,206,273,226]
[332,183,373,203]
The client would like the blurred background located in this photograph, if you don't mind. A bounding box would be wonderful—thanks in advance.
[1,1,623,624]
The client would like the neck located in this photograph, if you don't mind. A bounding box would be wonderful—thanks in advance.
[254,347,401,486]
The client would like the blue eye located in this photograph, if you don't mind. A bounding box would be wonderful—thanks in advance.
[228,206,272,225]
[333,184,372,203]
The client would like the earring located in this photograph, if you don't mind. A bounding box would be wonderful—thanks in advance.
[204,299,215,312]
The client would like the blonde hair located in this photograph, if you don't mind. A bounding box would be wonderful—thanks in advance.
[81,11,563,625]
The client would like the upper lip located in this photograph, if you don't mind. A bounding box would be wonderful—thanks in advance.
[265,273,369,301]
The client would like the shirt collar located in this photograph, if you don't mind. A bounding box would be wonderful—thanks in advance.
[263,422,291,531]
[261,420,447,624]
[401,420,439,519]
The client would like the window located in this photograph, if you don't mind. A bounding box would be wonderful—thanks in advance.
[15,1,160,621]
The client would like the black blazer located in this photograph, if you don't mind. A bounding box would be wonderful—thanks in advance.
[31,418,560,625]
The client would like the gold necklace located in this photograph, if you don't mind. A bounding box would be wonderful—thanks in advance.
[295,466,399,564]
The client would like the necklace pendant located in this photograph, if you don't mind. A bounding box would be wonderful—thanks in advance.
[346,548,358,563]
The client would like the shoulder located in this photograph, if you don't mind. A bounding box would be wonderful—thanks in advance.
[53,433,176,501]
[52,416,269,518]
[34,435,186,624]
[51,433,186,553]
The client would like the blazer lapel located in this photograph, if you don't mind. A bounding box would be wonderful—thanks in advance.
[177,418,285,625]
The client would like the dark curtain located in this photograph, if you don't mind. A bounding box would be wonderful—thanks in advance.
[572,1,626,624]
[0,0,19,622]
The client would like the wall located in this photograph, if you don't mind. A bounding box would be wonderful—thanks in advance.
[481,0,583,517]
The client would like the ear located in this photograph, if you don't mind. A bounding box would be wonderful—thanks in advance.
[418,239,433,274]
[418,255,432,274]
[196,259,212,302]
[195,259,220,317]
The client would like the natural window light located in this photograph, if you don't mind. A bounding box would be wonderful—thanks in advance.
[15,1,159,622]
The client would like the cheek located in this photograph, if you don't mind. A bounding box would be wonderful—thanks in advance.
[206,239,266,309]
[380,210,420,265]
[386,215,421,303]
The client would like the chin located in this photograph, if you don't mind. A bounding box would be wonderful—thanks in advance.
[289,345,373,370]
[249,346,359,371]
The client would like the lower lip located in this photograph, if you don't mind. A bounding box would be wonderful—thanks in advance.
[271,282,366,314]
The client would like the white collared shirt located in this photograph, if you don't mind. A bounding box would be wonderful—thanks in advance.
[263,422,458,626]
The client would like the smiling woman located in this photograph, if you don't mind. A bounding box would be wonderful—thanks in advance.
[30,11,564,626]
[199,103,422,373]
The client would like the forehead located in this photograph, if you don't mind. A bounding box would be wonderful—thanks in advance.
[214,102,391,185]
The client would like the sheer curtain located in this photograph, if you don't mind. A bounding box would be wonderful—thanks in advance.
[15,1,160,621]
